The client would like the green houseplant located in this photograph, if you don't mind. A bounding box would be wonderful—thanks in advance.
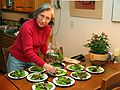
[84,32,110,63]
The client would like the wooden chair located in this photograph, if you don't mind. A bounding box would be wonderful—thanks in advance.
[2,46,11,64]
[0,46,11,73]
[96,71,120,90]
[112,87,120,90]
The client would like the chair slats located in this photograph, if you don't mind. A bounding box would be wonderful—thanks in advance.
[96,71,120,90]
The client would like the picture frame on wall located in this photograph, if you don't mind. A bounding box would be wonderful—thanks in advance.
[69,1,103,19]
[112,0,120,22]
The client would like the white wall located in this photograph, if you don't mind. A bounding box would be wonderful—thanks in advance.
[52,0,120,57]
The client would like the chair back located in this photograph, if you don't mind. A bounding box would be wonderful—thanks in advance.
[100,71,120,90]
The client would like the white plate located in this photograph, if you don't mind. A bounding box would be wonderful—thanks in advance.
[49,62,65,69]
[32,82,56,90]
[53,76,75,87]
[70,71,91,80]
[86,66,104,74]
[66,64,84,71]
[48,69,67,76]
[27,72,48,82]
[8,70,28,79]
[28,66,46,73]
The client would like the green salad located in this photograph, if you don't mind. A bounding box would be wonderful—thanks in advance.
[10,70,25,78]
[34,82,53,90]
[56,69,66,75]
[68,64,84,71]
[46,48,64,62]
[72,71,88,79]
[50,62,64,68]
[31,73,44,80]
[29,66,44,72]
[51,69,67,76]
[56,76,71,85]
[88,66,102,72]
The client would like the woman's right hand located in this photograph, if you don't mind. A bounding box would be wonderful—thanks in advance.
[43,63,56,74]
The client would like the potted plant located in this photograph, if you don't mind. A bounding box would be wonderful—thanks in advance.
[84,32,110,64]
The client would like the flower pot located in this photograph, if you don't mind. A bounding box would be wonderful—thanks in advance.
[89,52,108,66]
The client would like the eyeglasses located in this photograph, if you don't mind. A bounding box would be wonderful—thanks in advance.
[38,14,51,22]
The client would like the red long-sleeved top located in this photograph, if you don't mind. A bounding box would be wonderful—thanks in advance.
[10,19,51,67]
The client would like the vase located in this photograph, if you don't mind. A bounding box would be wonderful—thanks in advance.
[89,52,108,66]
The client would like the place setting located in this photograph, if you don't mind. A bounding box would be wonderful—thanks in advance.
[52,76,75,87]
[66,64,85,71]
[70,71,91,81]
[32,81,56,90]
[8,70,29,79]
[26,72,48,82]
[85,66,105,74]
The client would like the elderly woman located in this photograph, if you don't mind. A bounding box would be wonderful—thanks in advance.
[7,3,56,74]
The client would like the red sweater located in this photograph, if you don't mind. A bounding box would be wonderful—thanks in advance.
[10,19,51,67]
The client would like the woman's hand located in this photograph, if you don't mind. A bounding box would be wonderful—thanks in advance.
[43,63,57,74]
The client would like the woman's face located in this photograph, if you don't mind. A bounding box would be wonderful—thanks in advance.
[36,10,52,27]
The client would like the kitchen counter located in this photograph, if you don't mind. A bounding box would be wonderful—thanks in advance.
[0,25,18,36]
[0,32,16,47]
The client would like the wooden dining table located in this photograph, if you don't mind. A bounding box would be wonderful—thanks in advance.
[0,75,18,90]
[2,56,120,90]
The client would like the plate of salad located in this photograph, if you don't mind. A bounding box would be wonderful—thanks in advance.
[48,69,67,76]
[32,82,56,90]
[66,64,85,71]
[53,76,75,87]
[70,71,91,80]
[28,65,46,73]
[8,70,28,79]
[27,72,48,82]
[86,66,104,74]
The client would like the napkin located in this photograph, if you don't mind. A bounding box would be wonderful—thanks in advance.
[64,57,80,64]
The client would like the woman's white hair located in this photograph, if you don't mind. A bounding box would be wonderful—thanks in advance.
[33,3,55,19]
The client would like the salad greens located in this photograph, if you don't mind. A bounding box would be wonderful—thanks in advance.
[35,82,53,90]
[88,66,102,72]
[50,62,64,68]
[51,69,67,76]
[56,76,71,85]
[68,64,84,71]
[10,70,25,78]
[72,71,88,79]
[31,73,44,80]
[55,69,66,75]
[30,66,44,72]
[46,48,64,62]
